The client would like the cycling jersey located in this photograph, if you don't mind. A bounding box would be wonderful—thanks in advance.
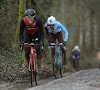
[44,21,68,42]
[23,18,38,34]
[71,50,80,58]
[19,16,44,42]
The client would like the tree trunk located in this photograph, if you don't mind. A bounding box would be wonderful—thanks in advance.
[73,0,80,47]
[15,0,26,48]
[96,18,100,48]
[89,12,95,54]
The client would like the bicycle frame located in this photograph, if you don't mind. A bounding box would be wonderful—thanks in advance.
[29,47,38,73]
[55,45,63,69]
[24,43,38,72]
[50,43,64,78]
[23,43,41,86]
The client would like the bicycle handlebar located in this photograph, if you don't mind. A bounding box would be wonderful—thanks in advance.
[50,43,64,46]
[20,43,42,51]
[24,43,41,47]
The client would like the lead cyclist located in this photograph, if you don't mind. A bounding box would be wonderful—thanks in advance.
[19,9,44,73]
[44,16,68,65]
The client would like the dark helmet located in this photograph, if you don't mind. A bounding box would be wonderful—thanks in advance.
[25,9,35,17]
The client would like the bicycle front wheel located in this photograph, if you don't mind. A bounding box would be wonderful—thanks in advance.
[60,62,63,77]
[30,54,34,86]
[60,54,64,77]
[53,56,60,78]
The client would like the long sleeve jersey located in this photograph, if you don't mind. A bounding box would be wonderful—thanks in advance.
[44,21,68,42]
[19,16,44,42]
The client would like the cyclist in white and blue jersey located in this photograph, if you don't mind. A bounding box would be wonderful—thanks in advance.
[44,16,68,65]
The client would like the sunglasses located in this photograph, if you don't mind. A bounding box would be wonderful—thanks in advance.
[49,24,55,26]
[26,16,35,18]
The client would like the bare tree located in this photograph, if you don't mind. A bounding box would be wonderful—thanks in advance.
[15,0,26,48]
[96,17,100,48]
[89,12,95,54]
[73,0,80,47]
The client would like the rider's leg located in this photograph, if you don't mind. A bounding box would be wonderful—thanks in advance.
[57,31,67,65]
[61,47,67,65]
[72,59,76,68]
[51,46,55,63]
[25,47,30,66]
[25,47,31,75]
[77,58,79,69]
[35,40,42,73]
[37,50,42,73]
[24,32,31,67]
[49,33,56,64]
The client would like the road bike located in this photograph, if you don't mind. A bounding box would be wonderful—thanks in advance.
[50,43,64,78]
[22,43,40,86]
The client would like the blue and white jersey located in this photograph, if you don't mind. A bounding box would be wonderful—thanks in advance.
[44,21,68,42]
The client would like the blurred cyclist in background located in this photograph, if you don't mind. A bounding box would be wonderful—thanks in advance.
[19,9,44,73]
[71,46,80,69]
[44,16,68,66]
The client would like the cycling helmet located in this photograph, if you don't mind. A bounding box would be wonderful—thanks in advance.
[73,46,80,50]
[47,16,56,25]
[25,9,35,17]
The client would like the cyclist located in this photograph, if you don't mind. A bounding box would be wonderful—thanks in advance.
[71,46,80,69]
[19,9,44,73]
[44,16,68,65]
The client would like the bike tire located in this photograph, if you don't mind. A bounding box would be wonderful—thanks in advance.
[60,54,64,77]
[30,54,34,86]
[60,62,63,77]
[53,56,60,78]
[34,73,38,85]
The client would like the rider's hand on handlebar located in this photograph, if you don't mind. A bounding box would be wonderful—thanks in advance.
[63,42,67,46]
[40,41,44,46]
[40,41,44,52]
[48,41,51,46]
[20,42,24,51]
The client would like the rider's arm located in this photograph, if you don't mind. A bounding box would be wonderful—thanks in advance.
[37,17,44,43]
[77,52,80,59]
[55,21,68,42]
[19,19,25,42]
[71,52,76,59]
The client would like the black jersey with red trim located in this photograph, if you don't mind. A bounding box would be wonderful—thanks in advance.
[19,16,44,42]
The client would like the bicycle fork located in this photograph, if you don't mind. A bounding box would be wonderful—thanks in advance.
[29,47,38,73]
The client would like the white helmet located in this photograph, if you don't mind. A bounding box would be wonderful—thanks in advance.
[47,16,56,25]
[73,46,80,50]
